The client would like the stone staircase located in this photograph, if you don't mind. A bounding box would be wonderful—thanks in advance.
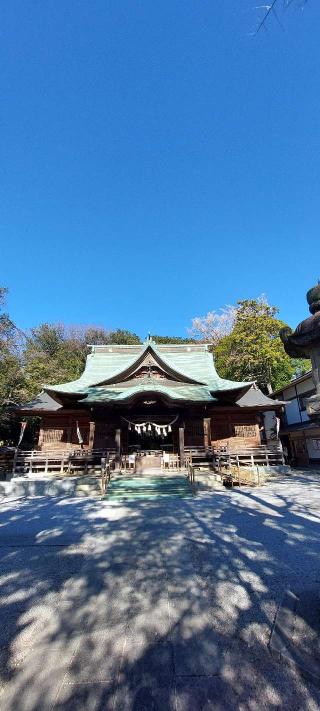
[0,470,223,500]
[105,474,193,501]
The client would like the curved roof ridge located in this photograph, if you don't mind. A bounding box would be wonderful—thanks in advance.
[93,343,204,386]
[43,341,254,397]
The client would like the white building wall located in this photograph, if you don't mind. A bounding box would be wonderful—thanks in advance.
[296,377,314,395]
[280,375,315,426]
[285,399,301,425]
[283,385,296,400]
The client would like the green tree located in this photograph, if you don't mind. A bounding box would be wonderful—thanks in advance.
[104,328,141,345]
[0,288,25,444]
[23,324,141,400]
[151,335,195,344]
[214,297,309,393]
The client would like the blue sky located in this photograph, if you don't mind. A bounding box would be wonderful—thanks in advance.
[1,1,320,338]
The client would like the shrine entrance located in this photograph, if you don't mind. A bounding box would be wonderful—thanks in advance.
[127,421,174,453]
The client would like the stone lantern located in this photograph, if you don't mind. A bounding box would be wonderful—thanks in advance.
[280,284,320,419]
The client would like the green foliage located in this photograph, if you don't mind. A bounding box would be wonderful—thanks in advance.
[0,307,143,444]
[214,298,309,393]
[23,325,141,400]
[104,329,141,345]
[151,335,195,344]
[0,289,25,444]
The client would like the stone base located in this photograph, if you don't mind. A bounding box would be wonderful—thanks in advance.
[195,472,224,490]
[0,476,102,498]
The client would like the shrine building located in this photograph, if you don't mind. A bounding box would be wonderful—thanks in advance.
[20,338,283,463]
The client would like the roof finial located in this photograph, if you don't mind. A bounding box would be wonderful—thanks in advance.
[144,332,155,345]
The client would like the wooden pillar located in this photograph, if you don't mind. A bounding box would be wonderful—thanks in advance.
[66,426,72,448]
[38,427,44,450]
[89,421,95,450]
[203,417,211,451]
[179,426,185,467]
[115,428,121,456]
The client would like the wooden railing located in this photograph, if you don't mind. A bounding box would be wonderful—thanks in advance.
[0,442,285,482]
[214,445,284,472]
[2,448,118,477]
[0,448,15,480]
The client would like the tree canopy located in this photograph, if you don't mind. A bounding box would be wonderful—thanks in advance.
[0,289,25,443]
[151,335,195,345]
[23,325,141,401]
[213,298,309,393]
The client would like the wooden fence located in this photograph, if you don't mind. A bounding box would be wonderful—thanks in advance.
[0,442,285,480]
[213,444,285,481]
[4,449,116,477]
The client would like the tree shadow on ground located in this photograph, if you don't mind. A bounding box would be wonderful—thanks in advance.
[0,472,319,710]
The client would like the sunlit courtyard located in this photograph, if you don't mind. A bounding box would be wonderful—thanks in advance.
[0,471,319,710]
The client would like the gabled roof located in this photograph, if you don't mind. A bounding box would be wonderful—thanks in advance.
[43,340,252,402]
[19,341,283,412]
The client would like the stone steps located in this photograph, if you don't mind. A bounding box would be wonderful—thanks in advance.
[105,475,193,501]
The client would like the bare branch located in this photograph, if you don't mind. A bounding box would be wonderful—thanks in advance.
[189,305,237,346]
[255,0,278,33]
[254,0,308,34]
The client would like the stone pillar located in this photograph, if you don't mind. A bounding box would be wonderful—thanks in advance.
[307,347,320,417]
[179,426,185,467]
[89,421,95,450]
[203,417,211,451]
[263,411,280,443]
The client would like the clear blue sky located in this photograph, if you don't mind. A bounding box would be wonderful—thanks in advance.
[1,1,320,338]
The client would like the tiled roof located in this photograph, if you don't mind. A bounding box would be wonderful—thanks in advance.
[79,382,217,404]
[43,341,252,400]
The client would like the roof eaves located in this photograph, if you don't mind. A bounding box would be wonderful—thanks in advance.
[271,370,313,397]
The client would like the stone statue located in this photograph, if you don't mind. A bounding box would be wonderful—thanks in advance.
[280,284,320,419]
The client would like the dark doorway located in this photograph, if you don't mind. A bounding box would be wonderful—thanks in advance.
[128,427,173,452]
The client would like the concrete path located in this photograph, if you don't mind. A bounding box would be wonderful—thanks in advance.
[0,470,320,710]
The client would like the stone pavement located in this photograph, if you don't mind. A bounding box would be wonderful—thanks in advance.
[0,470,320,710]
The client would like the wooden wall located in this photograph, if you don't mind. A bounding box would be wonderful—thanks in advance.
[210,412,261,449]
[184,419,204,446]
[37,410,262,452]
[38,415,91,451]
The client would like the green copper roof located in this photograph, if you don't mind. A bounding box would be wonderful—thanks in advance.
[78,382,217,404]
[43,342,252,405]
